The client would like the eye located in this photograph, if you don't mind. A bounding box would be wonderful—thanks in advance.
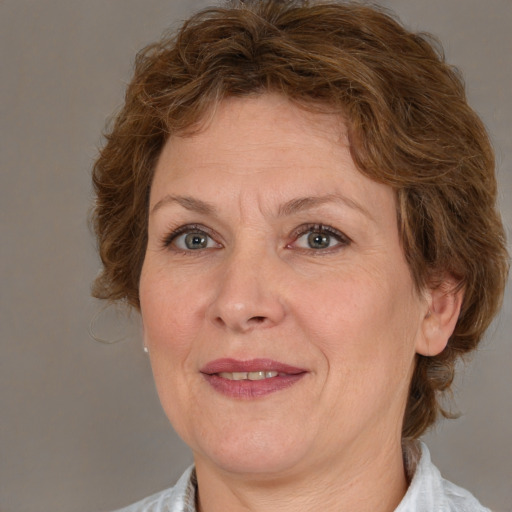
[164,225,221,252]
[291,224,350,251]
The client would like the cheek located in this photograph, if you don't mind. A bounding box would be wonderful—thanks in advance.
[293,262,421,373]
[139,267,203,436]
[139,264,205,350]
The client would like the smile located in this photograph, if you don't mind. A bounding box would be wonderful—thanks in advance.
[201,358,307,398]
[218,371,279,381]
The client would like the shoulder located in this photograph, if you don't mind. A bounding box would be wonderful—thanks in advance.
[396,442,491,512]
[109,466,196,512]
[440,478,492,512]
[110,487,175,512]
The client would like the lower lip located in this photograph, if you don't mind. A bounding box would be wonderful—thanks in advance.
[202,373,306,398]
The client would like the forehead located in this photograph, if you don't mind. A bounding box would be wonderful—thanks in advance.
[165,95,345,158]
[150,94,395,223]
[153,94,346,183]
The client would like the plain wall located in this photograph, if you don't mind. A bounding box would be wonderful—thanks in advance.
[1,1,510,511]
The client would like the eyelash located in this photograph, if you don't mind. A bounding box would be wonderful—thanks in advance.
[289,223,351,252]
[161,224,219,253]
[161,223,351,253]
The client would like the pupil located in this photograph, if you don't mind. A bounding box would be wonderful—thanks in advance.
[308,232,330,249]
[185,232,207,249]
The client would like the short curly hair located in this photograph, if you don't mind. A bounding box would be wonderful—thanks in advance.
[91,0,509,439]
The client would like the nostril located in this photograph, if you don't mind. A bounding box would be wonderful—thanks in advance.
[249,316,266,323]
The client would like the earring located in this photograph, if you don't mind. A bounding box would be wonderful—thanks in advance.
[143,345,149,354]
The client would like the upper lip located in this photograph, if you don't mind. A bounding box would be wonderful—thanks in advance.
[200,358,306,375]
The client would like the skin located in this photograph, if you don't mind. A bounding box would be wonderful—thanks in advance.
[140,94,462,512]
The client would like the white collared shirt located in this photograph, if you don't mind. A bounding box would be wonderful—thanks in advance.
[112,443,490,512]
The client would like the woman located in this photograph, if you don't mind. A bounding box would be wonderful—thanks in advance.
[92,1,509,511]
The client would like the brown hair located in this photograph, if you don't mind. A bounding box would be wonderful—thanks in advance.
[91,0,509,439]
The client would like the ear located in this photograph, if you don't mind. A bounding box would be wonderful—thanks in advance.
[416,278,464,357]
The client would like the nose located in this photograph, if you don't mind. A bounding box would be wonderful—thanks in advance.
[207,246,286,333]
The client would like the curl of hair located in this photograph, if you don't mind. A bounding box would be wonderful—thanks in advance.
[91,0,509,439]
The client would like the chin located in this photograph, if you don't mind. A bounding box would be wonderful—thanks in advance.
[190,422,314,477]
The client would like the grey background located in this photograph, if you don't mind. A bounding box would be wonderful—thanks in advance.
[1,1,510,511]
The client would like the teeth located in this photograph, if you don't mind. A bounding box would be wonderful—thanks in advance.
[248,371,265,380]
[218,371,279,381]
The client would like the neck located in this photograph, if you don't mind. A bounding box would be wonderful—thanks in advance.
[194,436,408,512]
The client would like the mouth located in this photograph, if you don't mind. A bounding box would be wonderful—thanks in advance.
[200,358,307,398]
[218,370,280,381]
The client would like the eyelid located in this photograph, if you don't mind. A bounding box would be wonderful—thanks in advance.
[161,223,221,250]
[288,223,351,249]
[160,222,349,252]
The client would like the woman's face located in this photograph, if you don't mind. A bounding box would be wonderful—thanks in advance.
[140,94,429,478]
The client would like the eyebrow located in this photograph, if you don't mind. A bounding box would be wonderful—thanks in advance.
[277,194,373,220]
[150,193,373,220]
[150,195,217,216]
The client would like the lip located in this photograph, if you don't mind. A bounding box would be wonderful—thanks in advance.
[201,358,306,375]
[200,358,307,399]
